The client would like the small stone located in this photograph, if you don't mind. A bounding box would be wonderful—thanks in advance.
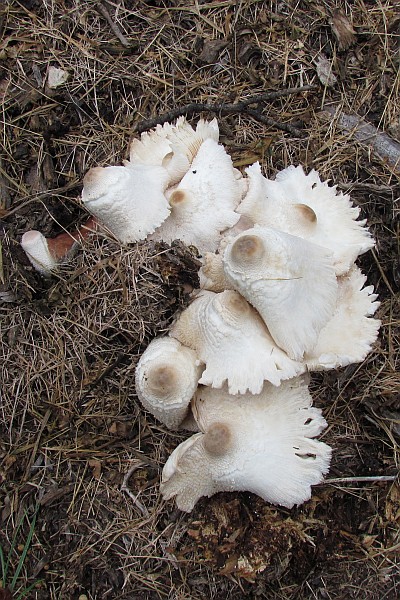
[47,66,69,89]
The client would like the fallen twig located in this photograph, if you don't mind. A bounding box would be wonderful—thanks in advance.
[134,85,316,134]
[244,107,304,137]
[337,181,397,195]
[320,104,400,175]
[121,460,150,516]
[323,475,398,485]
[96,2,130,48]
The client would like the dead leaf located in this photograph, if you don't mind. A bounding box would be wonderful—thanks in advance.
[361,534,378,549]
[88,458,102,479]
[219,554,238,575]
[0,159,11,210]
[385,482,400,523]
[197,38,227,64]
[108,421,128,437]
[329,10,356,51]
[39,483,75,507]
[315,54,337,87]
[237,42,261,65]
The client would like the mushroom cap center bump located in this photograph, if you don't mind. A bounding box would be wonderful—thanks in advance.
[204,422,232,456]
[230,234,265,266]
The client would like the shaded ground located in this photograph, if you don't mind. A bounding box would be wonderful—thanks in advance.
[0,1,399,599]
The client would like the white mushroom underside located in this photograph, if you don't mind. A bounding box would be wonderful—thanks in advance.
[305,265,380,369]
[127,117,220,186]
[161,378,332,511]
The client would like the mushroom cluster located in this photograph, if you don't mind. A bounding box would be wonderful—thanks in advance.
[21,117,380,511]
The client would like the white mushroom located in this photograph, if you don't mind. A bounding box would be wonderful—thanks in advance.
[160,377,332,511]
[150,138,245,254]
[135,337,203,430]
[128,129,190,187]
[169,290,303,394]
[127,117,220,186]
[21,217,97,276]
[198,216,254,292]
[238,163,375,275]
[21,230,59,275]
[81,164,170,244]
[222,226,338,360]
[305,265,380,370]
[199,252,229,292]
[162,116,220,163]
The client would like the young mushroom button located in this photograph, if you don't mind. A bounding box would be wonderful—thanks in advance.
[135,337,203,430]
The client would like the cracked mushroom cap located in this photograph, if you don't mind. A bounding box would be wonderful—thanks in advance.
[150,138,244,254]
[81,164,170,244]
[238,163,375,275]
[222,226,338,360]
[169,290,303,394]
[305,265,380,370]
[160,377,332,511]
[135,337,203,430]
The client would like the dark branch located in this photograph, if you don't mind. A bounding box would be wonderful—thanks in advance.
[244,108,304,137]
[96,2,130,48]
[134,85,316,135]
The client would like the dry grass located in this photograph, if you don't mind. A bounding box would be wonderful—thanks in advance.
[0,1,399,598]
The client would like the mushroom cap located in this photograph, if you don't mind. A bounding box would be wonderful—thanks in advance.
[81,164,170,244]
[127,117,220,186]
[305,265,380,369]
[198,216,255,292]
[222,226,338,360]
[161,116,220,162]
[135,337,203,430]
[128,127,189,187]
[160,377,332,511]
[21,230,58,275]
[169,290,303,394]
[150,138,244,254]
[238,163,375,275]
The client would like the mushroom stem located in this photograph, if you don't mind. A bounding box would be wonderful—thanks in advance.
[21,216,97,275]
[47,216,97,259]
